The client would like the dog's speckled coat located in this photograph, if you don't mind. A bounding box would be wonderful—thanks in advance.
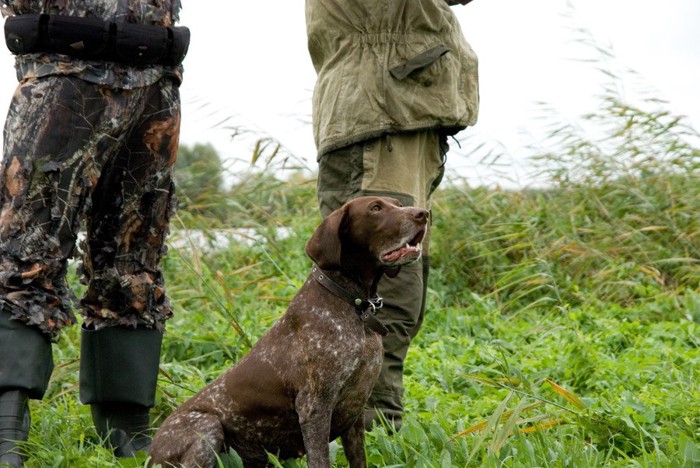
[149,196,428,467]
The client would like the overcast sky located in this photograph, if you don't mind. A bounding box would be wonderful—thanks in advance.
[1,0,698,187]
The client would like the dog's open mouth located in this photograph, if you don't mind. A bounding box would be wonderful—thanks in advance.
[381,228,426,264]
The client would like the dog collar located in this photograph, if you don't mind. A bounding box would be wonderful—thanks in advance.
[311,265,389,336]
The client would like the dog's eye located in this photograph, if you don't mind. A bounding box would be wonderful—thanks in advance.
[370,203,382,212]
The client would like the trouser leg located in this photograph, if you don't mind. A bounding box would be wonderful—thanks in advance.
[362,256,426,430]
[75,79,178,458]
[363,222,432,431]
[1,75,179,460]
[317,130,445,431]
[0,310,54,466]
[79,79,180,331]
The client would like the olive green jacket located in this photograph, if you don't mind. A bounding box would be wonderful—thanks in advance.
[306,0,479,157]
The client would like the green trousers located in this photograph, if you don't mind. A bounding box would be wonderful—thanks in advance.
[317,130,446,429]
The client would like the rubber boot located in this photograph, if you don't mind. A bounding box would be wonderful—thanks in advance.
[0,310,54,467]
[90,403,151,457]
[79,325,162,458]
[0,391,30,468]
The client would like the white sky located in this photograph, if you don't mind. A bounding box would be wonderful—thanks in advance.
[1,0,698,187]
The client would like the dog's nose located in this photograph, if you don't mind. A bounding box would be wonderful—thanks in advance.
[411,208,429,223]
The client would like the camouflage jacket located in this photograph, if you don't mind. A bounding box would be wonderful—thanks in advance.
[306,0,479,157]
[0,0,183,88]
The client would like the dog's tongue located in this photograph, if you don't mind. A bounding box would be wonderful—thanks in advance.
[383,243,421,262]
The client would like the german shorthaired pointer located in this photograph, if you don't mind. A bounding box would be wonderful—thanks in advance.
[148,196,428,467]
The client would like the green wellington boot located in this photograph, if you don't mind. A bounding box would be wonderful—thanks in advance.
[79,325,162,458]
[0,391,30,468]
[0,310,54,467]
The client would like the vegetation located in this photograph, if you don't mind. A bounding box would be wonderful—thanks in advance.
[16,38,700,468]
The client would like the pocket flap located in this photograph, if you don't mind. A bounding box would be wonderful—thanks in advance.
[389,44,450,80]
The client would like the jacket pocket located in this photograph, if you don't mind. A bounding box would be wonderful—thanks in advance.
[389,44,450,80]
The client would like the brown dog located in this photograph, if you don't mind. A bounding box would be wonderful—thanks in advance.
[148,196,428,467]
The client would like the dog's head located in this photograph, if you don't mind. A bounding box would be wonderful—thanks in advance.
[305,196,428,279]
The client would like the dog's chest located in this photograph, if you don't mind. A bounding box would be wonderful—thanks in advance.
[278,301,383,430]
[278,298,383,381]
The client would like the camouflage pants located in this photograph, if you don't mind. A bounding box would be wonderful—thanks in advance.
[0,75,180,340]
[317,130,447,428]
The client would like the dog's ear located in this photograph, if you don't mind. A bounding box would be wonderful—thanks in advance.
[305,207,347,270]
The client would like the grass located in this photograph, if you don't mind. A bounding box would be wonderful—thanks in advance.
[12,42,700,467]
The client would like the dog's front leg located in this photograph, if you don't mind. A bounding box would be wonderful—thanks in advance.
[297,394,333,468]
[341,416,367,468]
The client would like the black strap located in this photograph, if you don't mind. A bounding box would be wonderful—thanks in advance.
[4,14,189,67]
[311,266,388,336]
